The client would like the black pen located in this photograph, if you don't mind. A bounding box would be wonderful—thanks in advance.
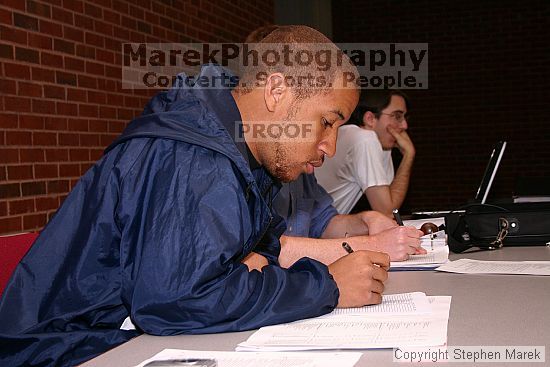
[342,241,354,254]
[392,208,404,226]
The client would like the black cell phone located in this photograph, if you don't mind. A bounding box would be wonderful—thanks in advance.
[142,358,217,367]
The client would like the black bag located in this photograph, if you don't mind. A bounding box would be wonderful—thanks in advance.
[445,202,550,253]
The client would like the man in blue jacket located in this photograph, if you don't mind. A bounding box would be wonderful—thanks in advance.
[244,25,425,268]
[0,26,389,366]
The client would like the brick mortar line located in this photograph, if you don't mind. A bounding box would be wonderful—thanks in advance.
[1,4,256,44]
[1,70,164,98]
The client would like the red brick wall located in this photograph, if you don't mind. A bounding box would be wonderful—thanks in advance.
[333,0,550,212]
[0,0,273,234]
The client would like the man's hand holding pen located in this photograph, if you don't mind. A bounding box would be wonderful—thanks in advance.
[329,245,389,307]
[326,209,428,308]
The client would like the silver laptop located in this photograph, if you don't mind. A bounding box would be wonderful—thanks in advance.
[413,140,507,216]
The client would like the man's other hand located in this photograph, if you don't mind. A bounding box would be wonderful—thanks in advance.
[241,252,268,272]
[371,226,425,261]
[388,127,415,158]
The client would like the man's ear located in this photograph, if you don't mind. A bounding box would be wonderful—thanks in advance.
[264,73,288,112]
[362,111,377,128]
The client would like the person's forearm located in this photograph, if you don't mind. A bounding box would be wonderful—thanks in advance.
[320,213,370,239]
[280,233,389,267]
[279,235,352,267]
[388,153,414,210]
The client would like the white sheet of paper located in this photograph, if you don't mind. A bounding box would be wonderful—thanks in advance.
[436,259,550,275]
[135,349,362,367]
[403,217,445,229]
[420,230,446,247]
[321,292,431,317]
[390,245,449,269]
[236,296,451,352]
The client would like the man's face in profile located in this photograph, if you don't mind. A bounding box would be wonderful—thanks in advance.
[262,85,359,182]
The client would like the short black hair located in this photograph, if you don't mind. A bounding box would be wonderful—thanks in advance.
[348,89,410,126]
[235,25,359,100]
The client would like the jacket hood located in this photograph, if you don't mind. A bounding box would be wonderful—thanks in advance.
[105,64,253,181]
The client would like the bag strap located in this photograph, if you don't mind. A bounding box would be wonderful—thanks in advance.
[486,217,509,250]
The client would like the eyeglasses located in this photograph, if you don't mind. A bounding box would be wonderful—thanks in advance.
[380,111,409,124]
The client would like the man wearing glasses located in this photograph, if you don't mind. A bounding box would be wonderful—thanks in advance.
[315,90,415,217]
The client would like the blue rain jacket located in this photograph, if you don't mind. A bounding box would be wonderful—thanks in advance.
[273,174,338,238]
[0,65,339,366]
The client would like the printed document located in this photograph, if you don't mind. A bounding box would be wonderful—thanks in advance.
[237,296,451,351]
[320,292,431,317]
[436,259,550,275]
[135,349,362,367]
[391,233,449,270]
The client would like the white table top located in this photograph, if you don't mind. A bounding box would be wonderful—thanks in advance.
[81,246,550,367]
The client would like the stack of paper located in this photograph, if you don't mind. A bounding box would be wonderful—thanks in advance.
[318,292,431,317]
[513,195,550,203]
[135,349,362,367]
[236,293,452,352]
[340,292,437,316]
[436,259,550,275]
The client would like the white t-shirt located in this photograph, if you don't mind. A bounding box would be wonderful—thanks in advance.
[315,125,394,214]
